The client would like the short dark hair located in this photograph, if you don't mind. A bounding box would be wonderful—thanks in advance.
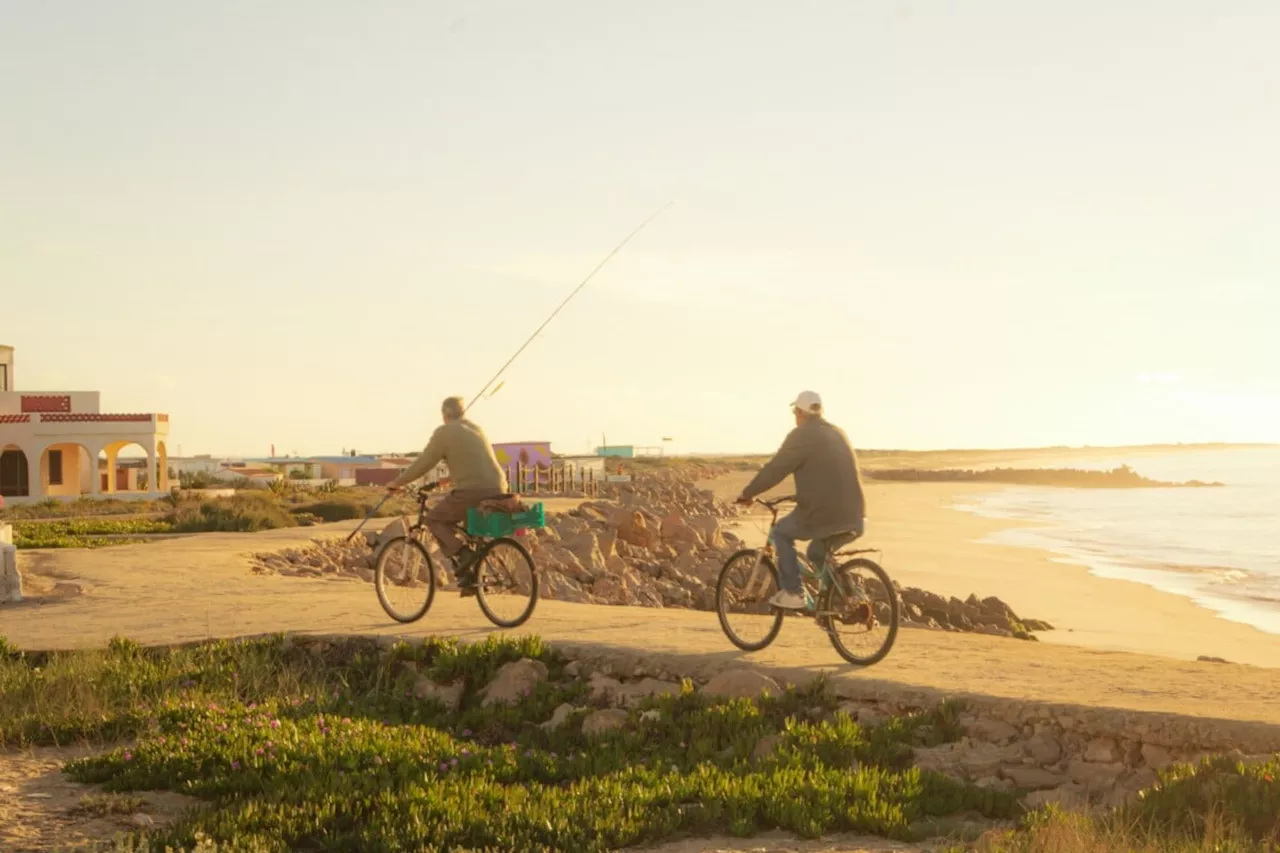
[441,396,465,419]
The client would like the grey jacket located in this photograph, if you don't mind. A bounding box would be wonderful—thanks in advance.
[741,417,866,540]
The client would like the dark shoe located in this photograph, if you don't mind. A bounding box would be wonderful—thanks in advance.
[451,548,479,597]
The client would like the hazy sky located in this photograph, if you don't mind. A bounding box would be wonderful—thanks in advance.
[4,1,1278,456]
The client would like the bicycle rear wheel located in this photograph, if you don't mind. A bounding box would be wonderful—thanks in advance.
[821,557,899,666]
[715,549,785,651]
[374,536,436,623]
[475,537,539,628]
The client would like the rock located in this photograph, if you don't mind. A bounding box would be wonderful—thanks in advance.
[687,516,725,548]
[540,703,577,731]
[51,582,83,598]
[130,813,155,828]
[1197,655,1230,664]
[966,718,1021,745]
[1067,760,1126,789]
[562,532,607,576]
[412,677,464,711]
[1084,736,1121,763]
[1140,744,1173,769]
[480,658,549,707]
[377,518,408,552]
[542,573,592,604]
[1024,734,1063,766]
[581,708,629,737]
[660,513,703,546]
[591,574,628,606]
[1002,766,1066,790]
[564,660,582,677]
[702,670,780,700]
[753,734,784,761]
[613,510,659,550]
[1023,783,1088,810]
[355,567,374,583]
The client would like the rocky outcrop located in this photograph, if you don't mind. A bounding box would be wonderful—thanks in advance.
[250,470,1053,642]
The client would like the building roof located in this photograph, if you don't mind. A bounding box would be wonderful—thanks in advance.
[310,455,379,465]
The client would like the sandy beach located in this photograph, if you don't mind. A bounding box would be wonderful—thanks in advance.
[709,473,1280,668]
[3,473,1279,727]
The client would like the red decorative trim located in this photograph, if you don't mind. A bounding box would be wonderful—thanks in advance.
[39,413,154,423]
[0,414,31,424]
[21,395,71,413]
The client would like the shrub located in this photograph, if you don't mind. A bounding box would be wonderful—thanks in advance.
[168,494,297,533]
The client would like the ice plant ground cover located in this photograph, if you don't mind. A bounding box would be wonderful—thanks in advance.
[0,634,1277,852]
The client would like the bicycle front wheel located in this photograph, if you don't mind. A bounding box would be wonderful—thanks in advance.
[374,536,436,624]
[821,557,899,667]
[716,549,785,651]
[475,537,539,628]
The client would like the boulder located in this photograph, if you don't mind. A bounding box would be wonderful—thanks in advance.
[753,734,784,761]
[965,718,1021,745]
[660,513,703,546]
[1083,736,1122,764]
[582,708,629,737]
[702,669,780,700]
[540,703,577,731]
[1023,783,1088,810]
[413,677,464,711]
[1140,743,1173,769]
[612,510,659,550]
[480,658,549,707]
[1024,733,1063,766]
[687,516,725,548]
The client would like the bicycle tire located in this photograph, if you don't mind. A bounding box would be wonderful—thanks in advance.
[374,536,436,624]
[821,557,899,667]
[474,537,539,628]
[715,549,785,652]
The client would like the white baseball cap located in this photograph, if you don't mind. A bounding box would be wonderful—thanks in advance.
[790,390,822,414]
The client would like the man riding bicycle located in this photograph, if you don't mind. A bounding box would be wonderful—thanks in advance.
[735,391,866,610]
[387,396,508,594]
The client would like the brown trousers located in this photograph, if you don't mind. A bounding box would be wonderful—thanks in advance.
[426,488,504,556]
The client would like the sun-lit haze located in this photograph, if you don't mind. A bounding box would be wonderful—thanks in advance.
[4,1,1278,456]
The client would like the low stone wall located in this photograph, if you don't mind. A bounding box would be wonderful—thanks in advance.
[117,630,1280,812]
[551,643,1280,811]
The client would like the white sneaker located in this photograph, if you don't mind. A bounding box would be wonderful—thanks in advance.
[769,590,807,610]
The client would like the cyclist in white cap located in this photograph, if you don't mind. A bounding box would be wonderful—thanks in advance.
[735,391,866,609]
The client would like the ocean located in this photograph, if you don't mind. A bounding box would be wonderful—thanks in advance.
[952,447,1280,635]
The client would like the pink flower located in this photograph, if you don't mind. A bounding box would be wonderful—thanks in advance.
[270,719,281,729]
[123,751,133,762]
[231,760,240,770]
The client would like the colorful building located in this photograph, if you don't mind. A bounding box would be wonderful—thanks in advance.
[0,345,172,502]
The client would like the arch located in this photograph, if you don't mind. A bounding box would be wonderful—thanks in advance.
[0,444,30,497]
[102,440,154,494]
[40,442,94,498]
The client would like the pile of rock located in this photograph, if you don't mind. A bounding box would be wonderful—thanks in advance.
[897,588,1053,638]
[252,470,1052,641]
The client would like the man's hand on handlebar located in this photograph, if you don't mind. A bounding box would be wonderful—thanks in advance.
[734,494,754,507]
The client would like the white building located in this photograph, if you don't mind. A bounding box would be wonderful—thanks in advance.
[0,345,172,502]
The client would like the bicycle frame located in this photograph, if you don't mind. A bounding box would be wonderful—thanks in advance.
[743,496,877,602]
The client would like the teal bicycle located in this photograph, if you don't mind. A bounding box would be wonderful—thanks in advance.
[715,495,899,666]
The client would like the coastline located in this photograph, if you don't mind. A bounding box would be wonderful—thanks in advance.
[708,473,1280,668]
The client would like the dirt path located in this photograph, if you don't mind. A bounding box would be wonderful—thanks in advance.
[2,514,1279,727]
[0,745,194,853]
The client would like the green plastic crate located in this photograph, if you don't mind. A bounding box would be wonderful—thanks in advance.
[466,502,547,538]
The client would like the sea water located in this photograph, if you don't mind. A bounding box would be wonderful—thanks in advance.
[953,447,1280,634]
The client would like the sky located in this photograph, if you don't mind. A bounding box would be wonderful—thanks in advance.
[3,1,1279,456]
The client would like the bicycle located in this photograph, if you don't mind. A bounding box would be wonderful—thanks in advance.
[714,495,900,666]
[373,482,540,629]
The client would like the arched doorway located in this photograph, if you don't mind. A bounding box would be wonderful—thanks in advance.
[102,441,155,494]
[40,443,93,498]
[0,445,29,497]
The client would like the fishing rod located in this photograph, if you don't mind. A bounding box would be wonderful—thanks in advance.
[345,202,673,544]
[463,201,674,414]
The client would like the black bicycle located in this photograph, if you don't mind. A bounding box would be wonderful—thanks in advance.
[374,483,539,628]
[715,495,899,666]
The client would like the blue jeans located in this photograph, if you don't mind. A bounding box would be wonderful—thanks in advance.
[770,512,829,595]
